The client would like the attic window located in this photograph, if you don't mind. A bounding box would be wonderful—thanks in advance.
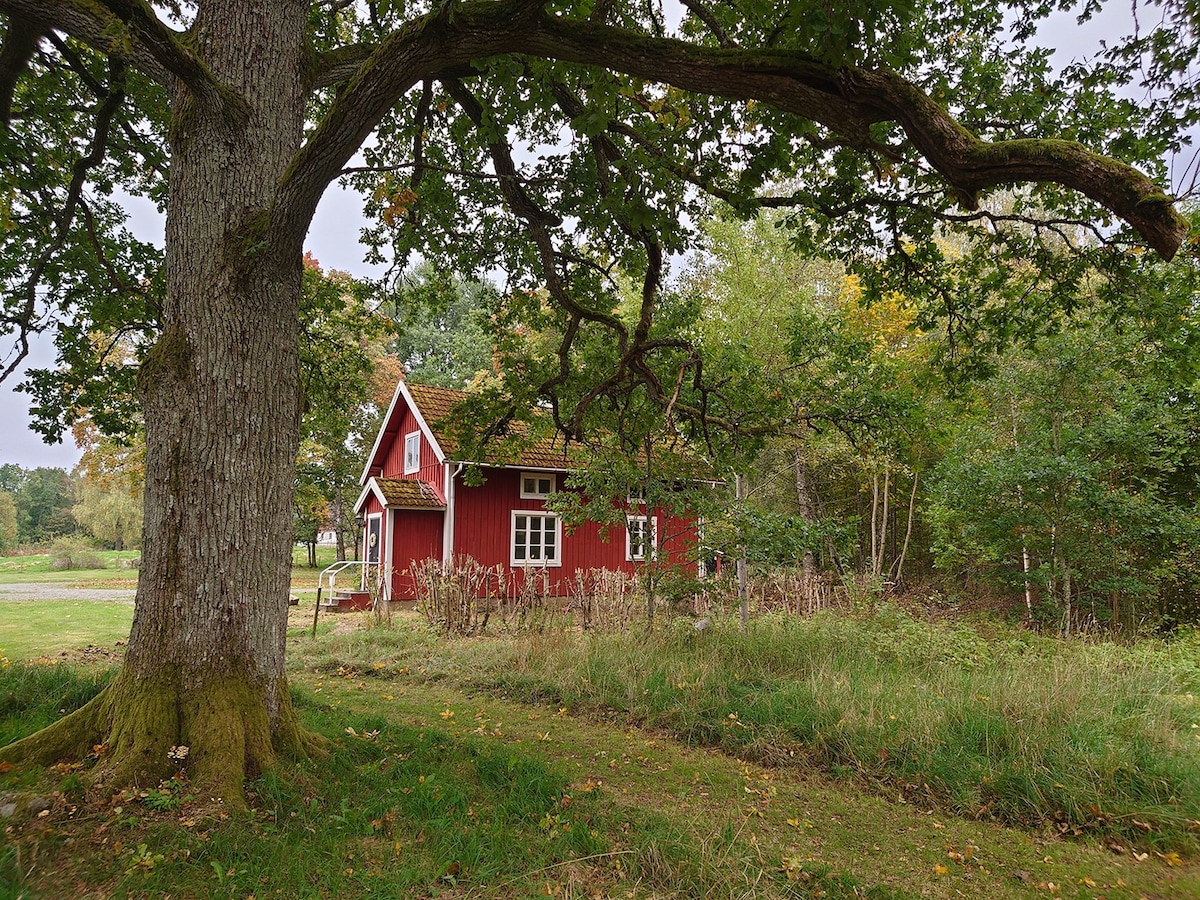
[520,472,555,499]
[403,431,420,474]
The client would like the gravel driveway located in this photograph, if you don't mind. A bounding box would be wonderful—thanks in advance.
[0,584,135,602]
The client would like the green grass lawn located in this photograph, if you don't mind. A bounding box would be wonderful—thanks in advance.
[1,595,1197,898]
[0,546,343,664]
[0,600,133,663]
[291,543,340,571]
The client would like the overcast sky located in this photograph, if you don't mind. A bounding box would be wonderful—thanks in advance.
[0,4,1190,471]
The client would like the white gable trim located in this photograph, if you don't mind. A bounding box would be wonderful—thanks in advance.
[359,380,448,485]
[401,382,447,463]
[353,478,385,515]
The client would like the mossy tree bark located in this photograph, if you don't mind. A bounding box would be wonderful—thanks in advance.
[109,4,310,798]
[1,0,318,803]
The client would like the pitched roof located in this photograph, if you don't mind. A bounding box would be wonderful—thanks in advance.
[404,382,580,471]
[375,478,445,509]
[362,379,717,486]
[354,475,446,515]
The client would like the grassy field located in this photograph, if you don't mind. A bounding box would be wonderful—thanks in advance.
[0,601,132,664]
[1,584,1197,897]
[0,545,344,593]
[0,550,140,587]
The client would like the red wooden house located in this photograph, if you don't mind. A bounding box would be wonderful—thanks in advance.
[353,379,700,602]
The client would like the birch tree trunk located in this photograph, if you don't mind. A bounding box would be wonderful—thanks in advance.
[892,468,919,587]
[794,447,817,611]
[736,473,748,630]
[869,470,879,577]
[878,466,890,579]
[1010,398,1035,620]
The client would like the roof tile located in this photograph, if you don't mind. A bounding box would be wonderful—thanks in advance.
[375,477,445,509]
[407,382,581,471]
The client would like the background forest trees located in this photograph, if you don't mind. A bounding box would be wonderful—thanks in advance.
[3,212,1194,635]
[0,463,76,544]
[670,207,1200,630]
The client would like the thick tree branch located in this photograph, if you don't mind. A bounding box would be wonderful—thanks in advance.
[276,1,1187,262]
[523,16,1189,259]
[0,0,238,111]
[275,1,549,245]
[0,0,168,83]
[0,14,40,126]
[308,41,376,90]
[842,70,1188,260]
[93,0,222,100]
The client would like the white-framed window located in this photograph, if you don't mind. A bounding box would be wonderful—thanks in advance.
[519,471,556,499]
[626,515,657,562]
[511,511,562,566]
[403,431,420,474]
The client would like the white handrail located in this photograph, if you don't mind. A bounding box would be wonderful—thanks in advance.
[319,560,366,596]
[312,559,369,637]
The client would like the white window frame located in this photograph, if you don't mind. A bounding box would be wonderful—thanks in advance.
[403,430,420,475]
[519,471,556,500]
[626,514,658,562]
[510,510,562,567]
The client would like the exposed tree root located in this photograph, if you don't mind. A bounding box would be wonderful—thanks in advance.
[0,668,327,806]
[0,689,107,769]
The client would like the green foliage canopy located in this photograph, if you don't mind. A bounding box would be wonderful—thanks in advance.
[1,0,1195,451]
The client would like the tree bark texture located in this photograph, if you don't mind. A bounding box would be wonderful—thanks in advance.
[129,0,313,797]
[2,0,317,801]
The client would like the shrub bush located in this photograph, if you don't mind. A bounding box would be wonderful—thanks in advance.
[47,537,105,571]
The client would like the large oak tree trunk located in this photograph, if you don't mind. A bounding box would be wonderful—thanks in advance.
[1,0,320,802]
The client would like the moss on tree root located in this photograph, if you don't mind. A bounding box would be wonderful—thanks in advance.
[0,670,326,805]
